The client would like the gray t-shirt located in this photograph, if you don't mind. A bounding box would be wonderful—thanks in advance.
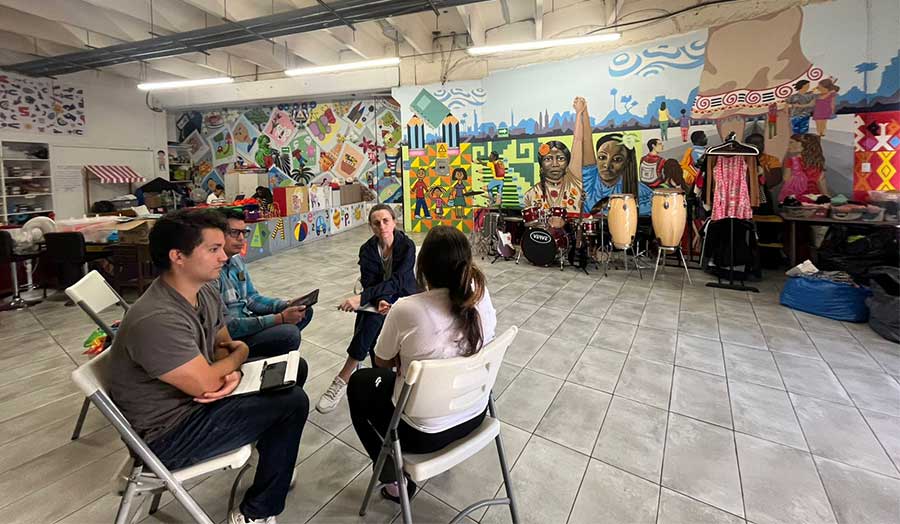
[787,92,816,117]
[107,278,224,443]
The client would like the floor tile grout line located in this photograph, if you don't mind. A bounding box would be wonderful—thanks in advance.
[716,320,748,521]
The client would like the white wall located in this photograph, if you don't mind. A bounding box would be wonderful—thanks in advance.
[0,71,169,219]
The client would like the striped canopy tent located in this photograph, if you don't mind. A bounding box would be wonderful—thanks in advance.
[83,165,146,214]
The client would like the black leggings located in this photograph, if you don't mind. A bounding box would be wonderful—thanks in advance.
[347,367,486,483]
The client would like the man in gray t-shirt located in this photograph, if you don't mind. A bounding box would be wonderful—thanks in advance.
[107,209,309,524]
[786,79,816,135]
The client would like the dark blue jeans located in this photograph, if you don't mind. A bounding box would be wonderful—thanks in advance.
[148,359,309,520]
[346,311,385,362]
[239,307,314,359]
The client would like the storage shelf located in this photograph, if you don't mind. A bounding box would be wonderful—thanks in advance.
[2,158,50,162]
[6,193,53,198]
[4,176,51,180]
[1,140,52,225]
[3,209,53,216]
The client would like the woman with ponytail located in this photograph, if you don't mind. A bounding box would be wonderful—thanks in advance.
[347,225,496,504]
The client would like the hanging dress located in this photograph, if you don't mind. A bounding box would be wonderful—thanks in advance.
[711,156,753,220]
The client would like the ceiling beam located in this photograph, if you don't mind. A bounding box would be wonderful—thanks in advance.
[499,0,512,25]
[456,4,485,46]
[535,0,544,40]
[327,23,389,60]
[384,14,434,55]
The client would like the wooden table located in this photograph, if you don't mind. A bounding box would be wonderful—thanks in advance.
[779,214,900,266]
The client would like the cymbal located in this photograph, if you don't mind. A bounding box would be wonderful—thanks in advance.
[462,190,484,197]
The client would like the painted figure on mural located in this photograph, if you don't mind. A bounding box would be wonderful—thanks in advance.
[813,77,840,137]
[744,133,783,213]
[779,133,830,202]
[486,151,506,205]
[679,130,708,187]
[523,141,582,214]
[766,102,779,139]
[575,98,651,215]
[787,80,817,135]
[679,109,690,142]
[429,186,446,218]
[450,168,469,219]
[411,168,431,218]
[658,101,674,141]
[639,139,666,188]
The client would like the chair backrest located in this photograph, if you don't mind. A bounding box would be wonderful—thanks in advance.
[402,326,517,420]
[71,348,117,401]
[66,270,128,339]
[44,232,86,263]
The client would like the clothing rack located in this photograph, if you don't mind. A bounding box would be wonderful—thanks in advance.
[703,132,760,293]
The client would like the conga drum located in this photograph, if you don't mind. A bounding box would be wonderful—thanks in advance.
[608,194,637,249]
[651,189,686,248]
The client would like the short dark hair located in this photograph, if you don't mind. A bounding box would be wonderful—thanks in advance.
[149,209,227,271]
[793,79,810,91]
[215,184,224,191]
[220,208,246,221]
[690,130,707,145]
[368,203,395,223]
[647,138,660,151]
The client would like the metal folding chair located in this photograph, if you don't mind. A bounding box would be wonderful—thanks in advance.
[66,270,129,440]
[359,326,520,524]
[71,350,252,524]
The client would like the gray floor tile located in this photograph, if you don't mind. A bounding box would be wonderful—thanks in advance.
[736,433,837,524]
[493,362,522,399]
[762,325,820,358]
[536,383,611,455]
[831,365,900,417]
[795,311,851,338]
[640,306,680,330]
[544,289,589,313]
[719,317,767,349]
[603,299,645,325]
[617,285,651,304]
[572,293,612,319]
[791,394,898,478]
[615,356,673,409]
[494,369,562,432]
[676,335,725,376]
[424,422,530,517]
[810,334,884,373]
[568,459,659,524]
[723,343,785,390]
[504,329,550,367]
[774,353,852,405]
[630,326,678,364]
[730,380,807,451]
[671,367,733,428]
[678,311,720,340]
[567,345,626,394]
[592,396,667,483]
[658,488,745,524]
[589,319,638,353]
[521,307,569,335]
[551,313,601,345]
[861,410,900,472]
[526,336,587,379]
[306,470,400,523]
[814,455,900,524]
[481,436,588,524]
[662,414,743,517]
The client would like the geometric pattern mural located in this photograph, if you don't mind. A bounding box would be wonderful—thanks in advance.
[853,111,900,199]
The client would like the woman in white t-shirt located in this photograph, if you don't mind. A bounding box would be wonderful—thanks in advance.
[347,225,497,504]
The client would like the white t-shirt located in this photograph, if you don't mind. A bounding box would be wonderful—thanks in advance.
[207,192,225,204]
[374,287,497,433]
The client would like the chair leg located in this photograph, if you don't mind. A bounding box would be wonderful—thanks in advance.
[494,433,520,524]
[393,438,413,524]
[229,463,252,514]
[71,398,91,440]
[149,492,163,515]
[359,440,391,517]
[115,465,143,524]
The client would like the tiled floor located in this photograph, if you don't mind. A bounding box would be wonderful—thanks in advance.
[1,227,899,524]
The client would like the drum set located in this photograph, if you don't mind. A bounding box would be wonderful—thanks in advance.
[472,188,692,282]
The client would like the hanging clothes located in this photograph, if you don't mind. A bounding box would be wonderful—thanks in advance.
[708,155,756,221]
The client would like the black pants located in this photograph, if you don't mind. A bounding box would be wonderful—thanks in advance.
[148,359,310,520]
[346,311,386,362]
[347,367,486,483]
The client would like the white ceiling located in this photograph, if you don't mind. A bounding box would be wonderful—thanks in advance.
[0,0,825,84]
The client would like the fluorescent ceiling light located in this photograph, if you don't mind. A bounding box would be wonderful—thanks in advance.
[285,57,400,77]
[137,77,234,91]
[467,33,621,56]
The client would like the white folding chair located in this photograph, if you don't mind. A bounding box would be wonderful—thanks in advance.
[71,349,252,524]
[66,270,130,440]
[359,326,520,524]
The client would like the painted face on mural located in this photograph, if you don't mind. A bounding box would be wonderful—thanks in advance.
[540,148,569,183]
[597,141,628,186]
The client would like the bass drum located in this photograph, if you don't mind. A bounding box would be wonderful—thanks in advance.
[521,227,566,267]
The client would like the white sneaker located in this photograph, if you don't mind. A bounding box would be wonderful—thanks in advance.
[228,508,276,524]
[316,376,347,413]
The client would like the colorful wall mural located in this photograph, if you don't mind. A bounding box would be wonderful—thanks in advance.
[392,0,899,232]
[170,98,402,203]
[0,71,85,135]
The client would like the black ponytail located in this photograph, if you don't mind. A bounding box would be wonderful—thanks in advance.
[416,226,486,356]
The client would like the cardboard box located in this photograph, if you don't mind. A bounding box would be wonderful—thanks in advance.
[117,218,156,244]
[339,183,364,205]
[273,186,309,216]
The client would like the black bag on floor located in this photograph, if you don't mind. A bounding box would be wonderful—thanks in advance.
[864,266,900,342]
[817,226,899,278]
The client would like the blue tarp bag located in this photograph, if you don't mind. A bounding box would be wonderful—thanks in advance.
[780,276,871,322]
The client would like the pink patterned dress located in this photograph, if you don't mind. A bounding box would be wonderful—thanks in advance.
[712,156,752,221]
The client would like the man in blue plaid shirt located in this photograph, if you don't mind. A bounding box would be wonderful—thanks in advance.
[218,209,313,358]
